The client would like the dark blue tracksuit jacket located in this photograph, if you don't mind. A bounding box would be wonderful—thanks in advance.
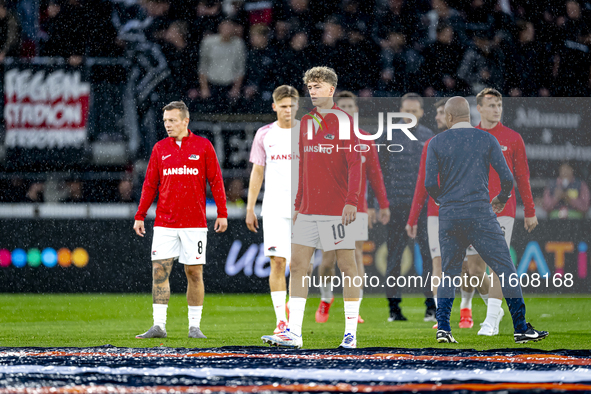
[425,123,527,333]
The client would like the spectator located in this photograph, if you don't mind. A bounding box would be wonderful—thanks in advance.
[378,32,423,95]
[61,179,85,203]
[374,0,424,48]
[505,21,552,97]
[226,178,245,208]
[424,0,468,46]
[244,24,276,112]
[188,0,223,45]
[160,20,199,103]
[25,182,44,203]
[274,31,311,92]
[0,0,20,62]
[458,30,505,94]
[552,0,591,96]
[279,0,314,36]
[463,0,495,38]
[39,0,88,66]
[543,163,590,219]
[141,0,174,45]
[198,19,246,111]
[311,17,347,77]
[420,24,468,96]
[339,0,371,37]
[339,25,381,94]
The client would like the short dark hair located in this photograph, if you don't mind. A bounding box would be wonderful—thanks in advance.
[476,88,502,106]
[272,85,299,102]
[434,98,448,109]
[335,90,357,105]
[401,92,423,108]
[163,101,189,119]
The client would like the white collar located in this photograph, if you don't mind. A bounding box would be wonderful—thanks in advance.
[450,121,474,129]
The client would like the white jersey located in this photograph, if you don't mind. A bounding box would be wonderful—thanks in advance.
[250,120,299,218]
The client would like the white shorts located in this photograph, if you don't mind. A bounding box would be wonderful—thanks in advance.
[427,216,441,259]
[151,227,208,265]
[352,212,369,241]
[262,216,291,260]
[466,216,514,256]
[291,214,356,251]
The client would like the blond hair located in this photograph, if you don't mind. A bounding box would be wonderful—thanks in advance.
[162,101,189,119]
[272,85,299,102]
[476,87,502,106]
[303,66,338,87]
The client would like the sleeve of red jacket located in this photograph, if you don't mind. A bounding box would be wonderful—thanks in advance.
[366,140,389,210]
[345,131,362,207]
[513,133,536,217]
[294,119,305,212]
[205,141,228,219]
[407,141,430,226]
[135,145,160,221]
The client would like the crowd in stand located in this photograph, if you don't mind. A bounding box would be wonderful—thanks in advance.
[2,0,591,108]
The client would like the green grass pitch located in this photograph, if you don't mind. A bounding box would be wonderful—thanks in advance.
[0,293,589,350]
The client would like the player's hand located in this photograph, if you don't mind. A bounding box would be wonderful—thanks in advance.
[367,208,376,229]
[245,209,259,233]
[524,216,538,233]
[292,211,299,225]
[491,196,506,213]
[133,220,145,237]
[405,224,417,239]
[215,218,228,233]
[378,207,391,225]
[342,204,357,226]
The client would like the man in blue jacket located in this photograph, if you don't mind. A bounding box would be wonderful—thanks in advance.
[425,96,548,344]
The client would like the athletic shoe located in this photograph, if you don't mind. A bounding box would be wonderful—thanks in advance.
[432,323,438,329]
[315,298,334,323]
[136,325,166,339]
[273,320,287,334]
[188,326,207,338]
[339,333,357,349]
[424,307,437,322]
[387,310,407,321]
[514,323,549,344]
[357,315,365,324]
[261,329,303,349]
[459,308,474,328]
[436,329,458,343]
[478,308,504,336]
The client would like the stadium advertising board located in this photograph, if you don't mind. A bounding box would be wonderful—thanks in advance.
[0,218,589,294]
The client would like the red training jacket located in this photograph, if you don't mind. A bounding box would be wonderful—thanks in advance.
[476,122,535,218]
[407,137,440,227]
[295,104,362,216]
[135,131,227,228]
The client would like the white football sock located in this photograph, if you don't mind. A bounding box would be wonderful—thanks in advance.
[153,304,168,329]
[188,306,203,328]
[480,293,489,306]
[287,297,306,337]
[460,289,475,310]
[344,300,360,336]
[319,277,333,303]
[271,291,287,323]
[484,298,502,325]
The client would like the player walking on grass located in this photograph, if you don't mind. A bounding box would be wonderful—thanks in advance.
[314,91,390,324]
[461,88,538,336]
[134,101,228,339]
[407,98,491,330]
[425,97,547,344]
[246,85,300,335]
[262,66,362,349]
